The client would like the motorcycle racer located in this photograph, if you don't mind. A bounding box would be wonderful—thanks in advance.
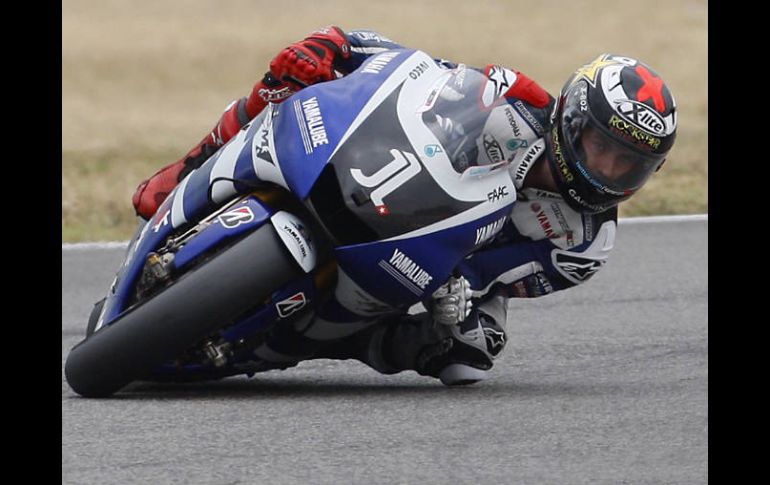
[131,26,677,385]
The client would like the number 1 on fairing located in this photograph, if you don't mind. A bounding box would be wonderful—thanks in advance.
[350,149,422,207]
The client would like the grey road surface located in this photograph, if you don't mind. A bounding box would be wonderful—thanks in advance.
[62,219,707,484]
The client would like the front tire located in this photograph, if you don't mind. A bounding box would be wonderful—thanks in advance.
[65,225,304,398]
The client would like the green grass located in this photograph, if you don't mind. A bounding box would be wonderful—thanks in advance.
[62,0,707,241]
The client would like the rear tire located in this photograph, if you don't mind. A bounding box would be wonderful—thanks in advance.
[65,225,304,398]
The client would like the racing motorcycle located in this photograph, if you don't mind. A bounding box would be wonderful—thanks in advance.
[65,49,517,397]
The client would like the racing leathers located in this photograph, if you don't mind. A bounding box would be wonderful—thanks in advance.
[133,28,618,384]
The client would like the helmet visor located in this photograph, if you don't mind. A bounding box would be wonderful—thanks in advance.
[560,103,665,195]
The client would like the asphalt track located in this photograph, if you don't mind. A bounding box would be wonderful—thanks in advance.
[62,219,707,484]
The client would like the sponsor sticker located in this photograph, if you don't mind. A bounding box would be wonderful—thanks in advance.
[607,114,661,150]
[424,144,443,157]
[475,216,507,246]
[276,292,307,318]
[513,140,545,185]
[417,73,452,113]
[294,96,329,154]
[350,149,422,213]
[551,128,574,182]
[408,60,431,80]
[484,326,507,355]
[615,99,666,135]
[514,101,544,133]
[550,202,575,244]
[378,248,433,296]
[483,134,504,163]
[271,211,316,273]
[254,120,274,165]
[258,85,293,103]
[218,206,255,229]
[568,188,605,212]
[507,138,528,150]
[505,106,522,137]
[554,253,604,282]
[353,31,395,43]
[482,66,517,106]
[362,50,401,74]
[534,209,558,239]
[487,185,510,202]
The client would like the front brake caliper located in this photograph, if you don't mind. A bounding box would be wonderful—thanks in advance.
[136,251,175,299]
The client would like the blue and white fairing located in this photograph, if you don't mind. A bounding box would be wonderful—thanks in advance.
[290,49,518,308]
[101,49,517,326]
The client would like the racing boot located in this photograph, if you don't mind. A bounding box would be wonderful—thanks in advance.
[131,73,294,220]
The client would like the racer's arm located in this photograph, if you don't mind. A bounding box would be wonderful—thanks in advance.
[457,207,618,299]
[133,26,352,218]
[338,30,458,72]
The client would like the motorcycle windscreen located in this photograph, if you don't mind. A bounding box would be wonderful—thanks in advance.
[418,67,511,175]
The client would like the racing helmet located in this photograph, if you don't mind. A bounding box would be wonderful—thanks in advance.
[545,54,677,213]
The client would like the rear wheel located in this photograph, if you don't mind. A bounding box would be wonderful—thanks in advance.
[65,225,304,398]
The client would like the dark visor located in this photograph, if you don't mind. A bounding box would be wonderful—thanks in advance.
[560,104,665,194]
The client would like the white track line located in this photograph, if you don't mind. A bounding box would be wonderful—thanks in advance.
[62,241,130,251]
[617,214,708,225]
[62,214,707,250]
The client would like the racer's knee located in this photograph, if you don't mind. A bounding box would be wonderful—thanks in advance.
[355,304,508,384]
[131,161,186,219]
[417,307,508,382]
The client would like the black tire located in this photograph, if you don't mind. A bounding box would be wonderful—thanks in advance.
[65,225,304,398]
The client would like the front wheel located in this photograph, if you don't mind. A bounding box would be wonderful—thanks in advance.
[65,224,304,398]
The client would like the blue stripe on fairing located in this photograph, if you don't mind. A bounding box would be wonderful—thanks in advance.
[180,152,219,223]
[233,122,262,188]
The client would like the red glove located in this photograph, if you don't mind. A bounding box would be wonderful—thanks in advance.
[269,26,351,89]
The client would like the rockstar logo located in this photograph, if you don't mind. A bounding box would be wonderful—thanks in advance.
[571,54,617,87]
